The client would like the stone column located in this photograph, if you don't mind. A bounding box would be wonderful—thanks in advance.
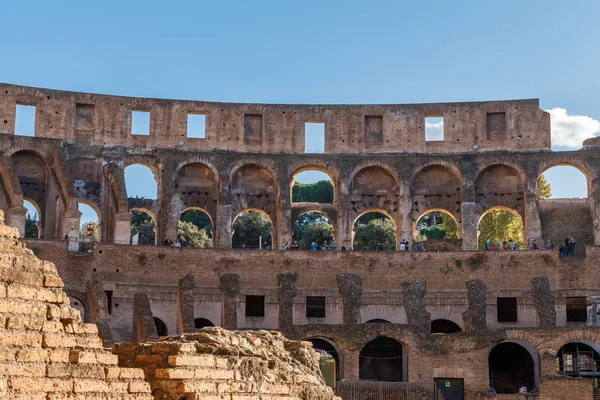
[277,272,298,330]
[461,202,479,250]
[336,205,354,250]
[337,274,362,325]
[592,181,600,246]
[114,211,132,244]
[462,280,487,331]
[63,207,82,239]
[5,204,27,237]
[132,293,159,343]
[401,280,431,335]
[215,204,232,249]
[277,174,292,250]
[85,274,114,346]
[525,193,542,246]
[177,274,195,334]
[531,276,556,328]
[398,194,413,250]
[344,349,360,380]
[219,273,240,329]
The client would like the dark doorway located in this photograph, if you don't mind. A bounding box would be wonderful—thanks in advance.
[431,319,462,334]
[194,318,214,329]
[489,342,535,393]
[359,337,403,382]
[434,378,464,400]
[153,317,168,336]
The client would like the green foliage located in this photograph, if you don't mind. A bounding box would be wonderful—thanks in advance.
[353,217,396,251]
[539,174,552,199]
[130,210,155,245]
[232,211,272,248]
[180,209,213,237]
[292,212,334,248]
[416,211,458,241]
[354,212,389,227]
[25,212,39,239]
[292,180,333,203]
[477,209,524,249]
[177,221,213,248]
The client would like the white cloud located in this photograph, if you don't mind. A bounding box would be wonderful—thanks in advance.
[546,107,600,149]
[425,119,444,141]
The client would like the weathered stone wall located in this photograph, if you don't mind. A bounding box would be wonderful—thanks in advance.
[538,376,593,399]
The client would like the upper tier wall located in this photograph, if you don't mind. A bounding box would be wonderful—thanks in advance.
[0,83,551,154]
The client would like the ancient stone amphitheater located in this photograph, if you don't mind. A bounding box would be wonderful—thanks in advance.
[0,83,599,399]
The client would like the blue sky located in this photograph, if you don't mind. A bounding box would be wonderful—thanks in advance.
[3,1,598,224]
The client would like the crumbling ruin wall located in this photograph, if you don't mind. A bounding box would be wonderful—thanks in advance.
[539,199,593,256]
[0,211,153,399]
[114,327,339,400]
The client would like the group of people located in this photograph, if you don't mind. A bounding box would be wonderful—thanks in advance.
[483,239,518,251]
[284,240,339,251]
[163,237,182,247]
[558,237,576,257]
[416,243,450,252]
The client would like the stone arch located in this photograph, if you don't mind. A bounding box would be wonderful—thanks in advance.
[124,163,158,200]
[292,210,336,248]
[349,165,399,218]
[232,208,274,249]
[411,164,462,219]
[537,163,591,199]
[352,209,398,251]
[477,206,524,250]
[230,163,278,226]
[67,295,87,321]
[475,164,525,216]
[130,208,157,245]
[153,317,168,337]
[431,319,462,334]
[546,332,600,356]
[359,336,406,382]
[175,162,218,220]
[307,337,344,381]
[489,340,537,394]
[178,207,214,248]
[194,318,215,329]
[290,166,336,204]
[365,319,392,323]
[78,200,101,242]
[413,208,461,240]
[77,200,101,223]
[555,340,600,379]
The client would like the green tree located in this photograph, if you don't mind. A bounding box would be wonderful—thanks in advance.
[177,221,213,248]
[477,209,524,249]
[232,211,272,249]
[25,212,39,239]
[353,218,396,251]
[416,211,458,240]
[292,212,335,248]
[539,174,552,198]
[292,180,334,203]
[180,209,213,237]
[130,210,155,245]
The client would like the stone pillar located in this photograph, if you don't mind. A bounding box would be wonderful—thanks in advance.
[461,202,479,250]
[114,211,132,244]
[215,204,232,249]
[177,274,195,334]
[592,182,600,246]
[132,293,159,343]
[277,272,298,330]
[531,276,556,328]
[587,296,600,326]
[164,193,182,246]
[219,273,240,329]
[5,204,27,237]
[525,193,542,247]
[63,207,82,239]
[336,205,354,250]
[398,195,413,250]
[462,280,487,331]
[85,274,114,346]
[401,280,431,335]
[344,349,360,380]
[337,274,362,324]
[277,174,293,250]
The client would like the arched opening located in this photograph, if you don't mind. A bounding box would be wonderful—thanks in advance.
[308,337,344,382]
[365,319,392,323]
[359,337,404,382]
[557,341,600,387]
[489,342,535,394]
[124,164,157,200]
[431,319,462,334]
[177,208,213,248]
[414,209,459,245]
[78,201,100,242]
[153,317,168,337]
[23,199,41,239]
[130,209,156,246]
[232,210,273,249]
[68,296,86,321]
[292,211,335,250]
[194,318,215,329]
[175,163,218,234]
[291,169,334,204]
[350,166,399,218]
[412,165,462,218]
[477,207,524,250]
[475,165,524,218]
[538,165,589,199]
[353,211,396,251]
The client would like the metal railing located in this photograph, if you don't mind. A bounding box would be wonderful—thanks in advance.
[335,381,442,400]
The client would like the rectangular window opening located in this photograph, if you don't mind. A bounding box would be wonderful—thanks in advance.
[365,116,384,142]
[425,116,444,142]
[486,112,506,140]
[131,111,150,136]
[566,297,587,323]
[75,103,95,131]
[187,113,206,139]
[245,295,265,317]
[305,122,325,153]
[497,297,517,322]
[306,296,326,318]
[15,104,36,137]
[105,290,113,314]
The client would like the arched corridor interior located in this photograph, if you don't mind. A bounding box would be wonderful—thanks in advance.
[232,210,272,249]
[359,337,404,382]
[489,342,535,394]
[353,212,396,251]
[178,208,213,248]
[430,319,462,334]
